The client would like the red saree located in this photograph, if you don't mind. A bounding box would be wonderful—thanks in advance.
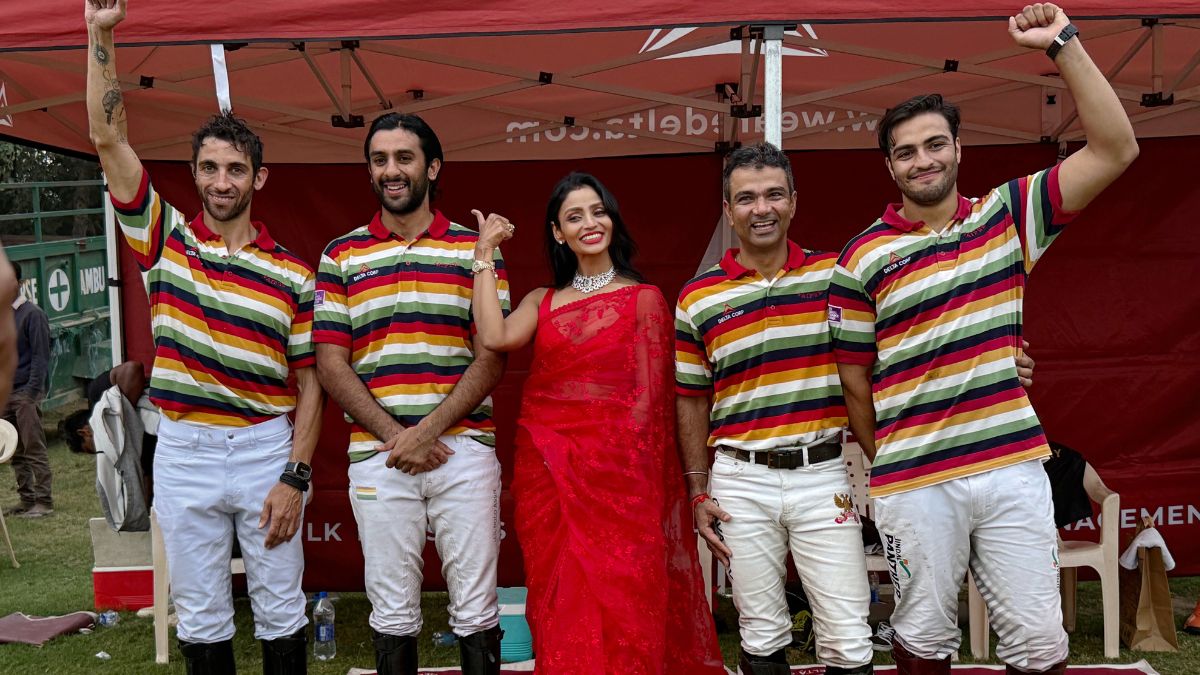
[512,284,726,674]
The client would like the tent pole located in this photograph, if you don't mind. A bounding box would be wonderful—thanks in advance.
[763,25,784,148]
[103,173,122,369]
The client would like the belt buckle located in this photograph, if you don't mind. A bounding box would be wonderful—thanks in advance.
[769,449,803,470]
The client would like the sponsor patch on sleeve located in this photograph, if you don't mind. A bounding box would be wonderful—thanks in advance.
[314,289,326,307]
[827,306,842,324]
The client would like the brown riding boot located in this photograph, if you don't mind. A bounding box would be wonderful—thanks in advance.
[891,638,951,675]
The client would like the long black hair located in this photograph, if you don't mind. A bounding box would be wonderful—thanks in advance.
[544,172,645,289]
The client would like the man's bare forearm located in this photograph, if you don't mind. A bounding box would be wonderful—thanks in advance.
[84,9,141,202]
[86,25,127,147]
[289,367,324,464]
[676,394,713,497]
[416,343,506,440]
[837,364,878,461]
[1058,40,1138,169]
[315,344,402,441]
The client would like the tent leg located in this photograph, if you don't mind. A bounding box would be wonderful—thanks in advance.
[763,25,784,148]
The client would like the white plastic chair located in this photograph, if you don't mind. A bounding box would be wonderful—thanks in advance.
[0,419,20,568]
[969,462,1120,659]
[842,442,889,577]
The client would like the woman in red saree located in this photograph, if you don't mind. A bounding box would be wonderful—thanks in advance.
[470,173,726,674]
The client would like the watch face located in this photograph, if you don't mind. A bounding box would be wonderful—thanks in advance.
[288,462,312,481]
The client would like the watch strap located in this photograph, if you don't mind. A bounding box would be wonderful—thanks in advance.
[279,471,309,492]
[1046,23,1079,60]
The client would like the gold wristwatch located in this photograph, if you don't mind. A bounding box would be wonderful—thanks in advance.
[471,259,497,278]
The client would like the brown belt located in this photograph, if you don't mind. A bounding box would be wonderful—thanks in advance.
[717,440,842,470]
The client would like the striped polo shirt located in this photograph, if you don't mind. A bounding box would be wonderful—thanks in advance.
[675,240,847,451]
[313,210,509,462]
[111,170,316,428]
[828,165,1077,497]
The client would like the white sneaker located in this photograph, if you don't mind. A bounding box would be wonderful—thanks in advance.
[871,620,895,652]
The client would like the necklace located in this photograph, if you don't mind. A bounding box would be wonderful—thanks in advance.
[572,266,616,294]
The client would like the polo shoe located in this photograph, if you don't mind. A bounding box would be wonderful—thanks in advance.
[17,503,53,518]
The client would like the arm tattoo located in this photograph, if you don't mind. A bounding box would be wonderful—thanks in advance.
[94,44,109,66]
[102,81,123,125]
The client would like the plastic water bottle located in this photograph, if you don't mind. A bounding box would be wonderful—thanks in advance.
[432,631,458,646]
[869,572,881,604]
[313,592,336,661]
[98,610,120,627]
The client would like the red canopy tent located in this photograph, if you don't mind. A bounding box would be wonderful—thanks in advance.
[2,1,1199,584]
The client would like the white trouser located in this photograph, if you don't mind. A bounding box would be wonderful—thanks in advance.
[154,414,307,643]
[711,451,873,668]
[874,459,1068,671]
[348,435,501,637]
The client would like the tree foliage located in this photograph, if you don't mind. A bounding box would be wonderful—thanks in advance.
[0,141,103,242]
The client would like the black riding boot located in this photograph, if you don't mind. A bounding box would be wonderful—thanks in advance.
[825,662,875,674]
[261,627,307,674]
[738,647,790,675]
[459,626,504,675]
[178,637,236,675]
[372,629,418,675]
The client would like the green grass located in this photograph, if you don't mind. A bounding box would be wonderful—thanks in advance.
[1,440,1198,673]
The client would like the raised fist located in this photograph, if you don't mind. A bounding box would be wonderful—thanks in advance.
[85,0,127,31]
[1007,3,1071,51]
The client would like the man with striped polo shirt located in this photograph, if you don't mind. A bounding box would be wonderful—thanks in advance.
[829,5,1138,674]
[85,2,323,672]
[314,113,508,675]
[676,142,874,675]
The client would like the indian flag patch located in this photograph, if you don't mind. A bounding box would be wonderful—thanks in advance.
[354,486,377,501]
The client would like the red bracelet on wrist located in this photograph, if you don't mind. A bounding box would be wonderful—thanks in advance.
[691,492,710,508]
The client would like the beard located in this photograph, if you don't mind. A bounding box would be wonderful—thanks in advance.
[373,172,431,216]
[898,160,959,207]
[199,188,253,223]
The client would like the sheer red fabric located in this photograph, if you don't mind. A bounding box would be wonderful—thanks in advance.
[512,284,726,674]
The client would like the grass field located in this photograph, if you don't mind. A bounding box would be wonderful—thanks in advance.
[1,439,1197,673]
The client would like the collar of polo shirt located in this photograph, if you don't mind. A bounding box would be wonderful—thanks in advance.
[367,209,452,241]
[880,194,973,233]
[718,239,808,279]
[188,212,278,250]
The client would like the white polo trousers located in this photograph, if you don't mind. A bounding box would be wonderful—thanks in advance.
[711,452,873,668]
[154,414,307,643]
[873,459,1068,671]
[348,435,501,638]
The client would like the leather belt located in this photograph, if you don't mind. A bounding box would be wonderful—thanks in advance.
[717,440,842,470]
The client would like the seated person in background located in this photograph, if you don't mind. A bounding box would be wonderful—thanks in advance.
[62,360,157,503]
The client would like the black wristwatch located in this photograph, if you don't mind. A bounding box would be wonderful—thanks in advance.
[1046,23,1079,61]
[280,461,312,492]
